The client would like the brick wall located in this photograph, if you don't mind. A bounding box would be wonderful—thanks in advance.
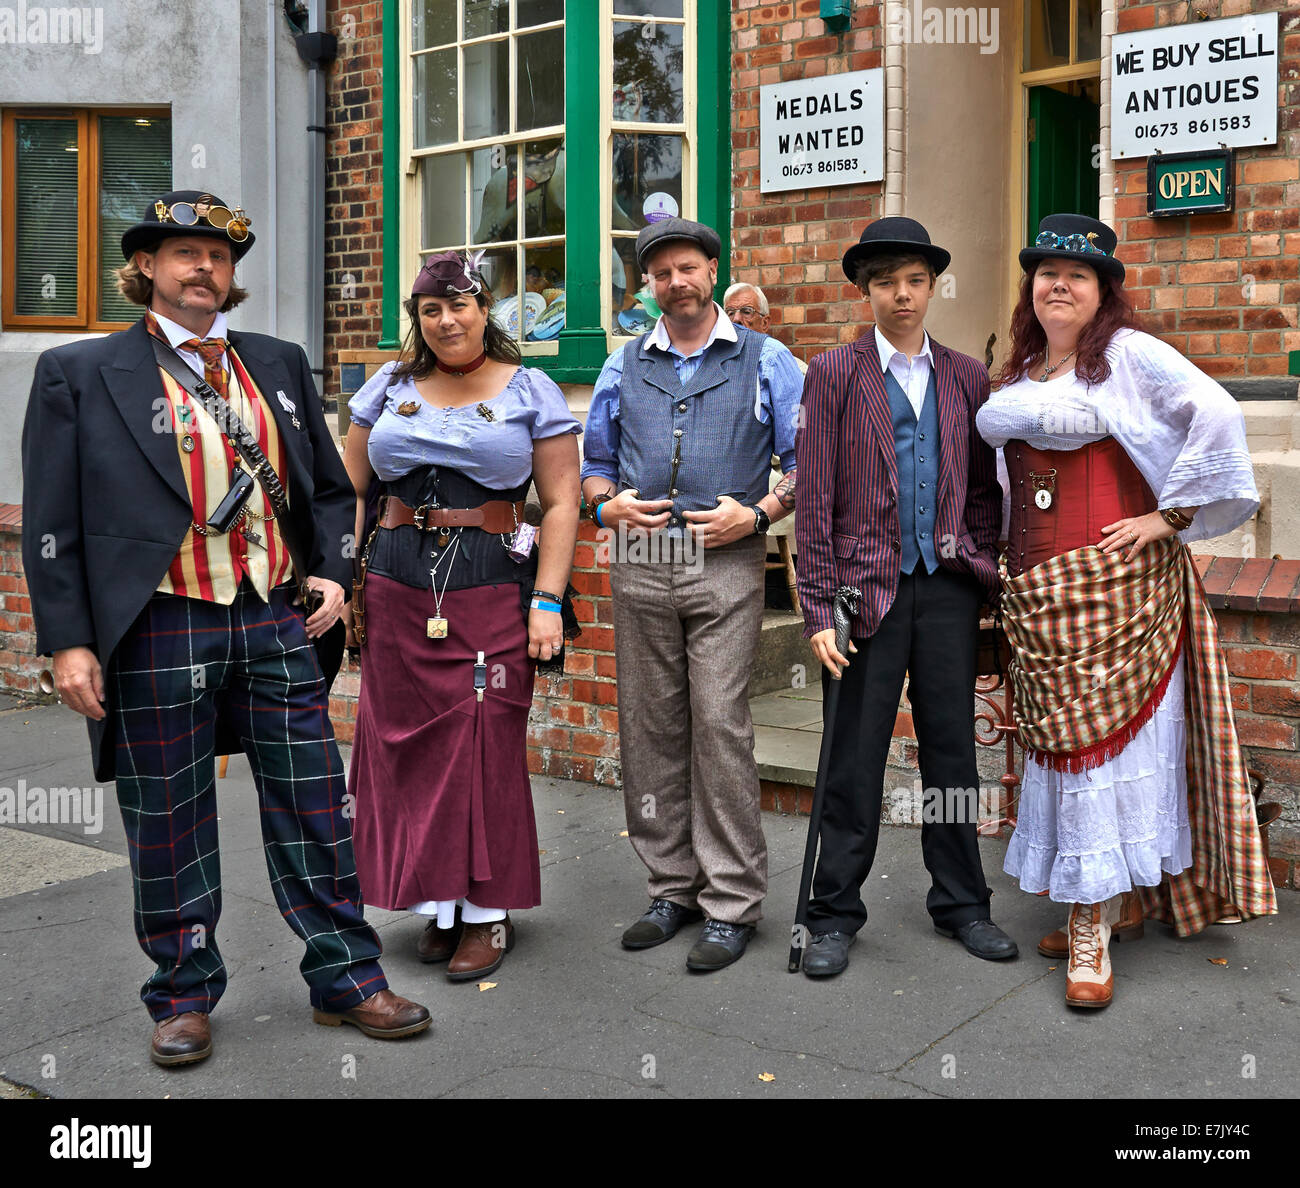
[1200,555,1300,890]
[323,1,386,404]
[526,519,621,787]
[0,507,41,697]
[1112,0,1300,381]
[730,0,884,363]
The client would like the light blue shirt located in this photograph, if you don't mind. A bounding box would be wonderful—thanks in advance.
[580,305,803,483]
[349,362,580,488]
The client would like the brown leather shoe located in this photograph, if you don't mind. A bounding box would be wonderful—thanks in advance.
[312,989,432,1038]
[150,1011,212,1067]
[416,919,462,964]
[1038,889,1145,958]
[446,917,514,982]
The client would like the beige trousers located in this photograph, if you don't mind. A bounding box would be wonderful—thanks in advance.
[610,535,768,925]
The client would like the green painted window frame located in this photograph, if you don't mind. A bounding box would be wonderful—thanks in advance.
[383,0,730,382]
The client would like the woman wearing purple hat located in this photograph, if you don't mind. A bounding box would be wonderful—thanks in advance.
[977,214,1275,1009]
[342,251,581,981]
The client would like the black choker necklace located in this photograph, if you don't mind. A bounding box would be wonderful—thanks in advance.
[436,351,488,377]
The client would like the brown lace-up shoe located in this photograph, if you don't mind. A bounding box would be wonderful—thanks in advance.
[312,989,432,1038]
[417,919,463,964]
[1039,889,1144,958]
[150,1011,212,1067]
[447,917,515,982]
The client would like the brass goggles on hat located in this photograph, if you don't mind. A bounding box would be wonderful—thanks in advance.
[154,195,252,243]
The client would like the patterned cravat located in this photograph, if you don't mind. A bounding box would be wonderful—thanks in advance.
[179,336,230,400]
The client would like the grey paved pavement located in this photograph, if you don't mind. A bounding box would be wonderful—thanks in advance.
[0,697,1296,1100]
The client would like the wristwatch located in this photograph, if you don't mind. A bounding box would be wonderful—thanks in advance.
[751,506,770,536]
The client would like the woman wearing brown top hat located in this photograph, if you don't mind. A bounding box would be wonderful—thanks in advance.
[976,214,1275,1009]
[343,252,580,981]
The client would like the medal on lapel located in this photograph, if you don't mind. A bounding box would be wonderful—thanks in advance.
[1029,469,1057,510]
[181,434,196,454]
[397,401,420,417]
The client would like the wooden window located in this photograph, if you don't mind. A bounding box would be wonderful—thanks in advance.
[2,109,172,331]
[407,0,567,351]
[397,0,728,378]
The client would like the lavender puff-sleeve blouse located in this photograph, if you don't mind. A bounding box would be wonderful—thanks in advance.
[349,361,581,484]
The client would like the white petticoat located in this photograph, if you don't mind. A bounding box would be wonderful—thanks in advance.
[1003,653,1193,904]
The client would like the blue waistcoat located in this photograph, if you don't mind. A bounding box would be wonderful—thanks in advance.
[616,328,771,528]
[885,367,940,575]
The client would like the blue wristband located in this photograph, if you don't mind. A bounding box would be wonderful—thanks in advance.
[593,500,606,527]
[531,598,563,613]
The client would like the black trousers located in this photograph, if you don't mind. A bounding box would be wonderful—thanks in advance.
[807,566,992,935]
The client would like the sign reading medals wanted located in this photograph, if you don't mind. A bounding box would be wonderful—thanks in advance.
[1112,13,1278,159]
[760,69,883,194]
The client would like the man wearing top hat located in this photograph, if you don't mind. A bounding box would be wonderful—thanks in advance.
[794,216,1018,977]
[21,190,431,1065]
[581,217,804,971]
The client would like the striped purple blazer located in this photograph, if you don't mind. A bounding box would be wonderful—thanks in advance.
[794,330,1002,640]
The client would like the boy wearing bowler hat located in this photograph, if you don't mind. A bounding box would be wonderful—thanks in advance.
[793,216,1017,977]
[21,190,432,1065]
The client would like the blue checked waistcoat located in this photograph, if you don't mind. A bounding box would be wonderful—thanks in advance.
[885,367,940,576]
[616,328,771,523]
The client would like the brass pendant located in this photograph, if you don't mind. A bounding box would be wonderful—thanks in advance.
[426,617,448,639]
[397,401,420,417]
[1029,468,1057,511]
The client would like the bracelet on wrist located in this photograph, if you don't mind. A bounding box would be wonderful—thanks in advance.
[531,589,563,603]
[530,599,563,613]
[1159,507,1193,531]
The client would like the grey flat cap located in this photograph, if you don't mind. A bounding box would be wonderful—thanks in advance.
[635,217,722,271]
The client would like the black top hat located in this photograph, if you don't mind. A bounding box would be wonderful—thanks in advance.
[635,217,722,272]
[1019,213,1124,283]
[841,216,951,283]
[120,190,255,262]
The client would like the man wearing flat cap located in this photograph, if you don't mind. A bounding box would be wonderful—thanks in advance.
[581,217,804,971]
[794,216,1017,977]
[21,190,431,1066]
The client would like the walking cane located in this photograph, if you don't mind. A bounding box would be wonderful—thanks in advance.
[788,585,861,972]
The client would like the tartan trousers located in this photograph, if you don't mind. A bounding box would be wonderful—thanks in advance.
[110,581,387,1021]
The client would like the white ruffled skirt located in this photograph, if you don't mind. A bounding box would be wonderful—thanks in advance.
[1003,653,1193,904]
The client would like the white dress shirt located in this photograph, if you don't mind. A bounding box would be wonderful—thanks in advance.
[874,325,933,420]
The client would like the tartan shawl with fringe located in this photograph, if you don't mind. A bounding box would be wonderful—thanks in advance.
[1002,540,1276,935]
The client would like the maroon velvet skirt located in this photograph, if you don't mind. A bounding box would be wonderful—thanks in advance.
[349,574,540,911]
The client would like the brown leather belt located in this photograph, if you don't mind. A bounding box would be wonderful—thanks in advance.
[377,494,524,534]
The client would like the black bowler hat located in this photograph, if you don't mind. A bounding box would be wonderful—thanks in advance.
[120,189,255,262]
[841,216,951,283]
[635,217,722,272]
[1019,213,1124,283]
